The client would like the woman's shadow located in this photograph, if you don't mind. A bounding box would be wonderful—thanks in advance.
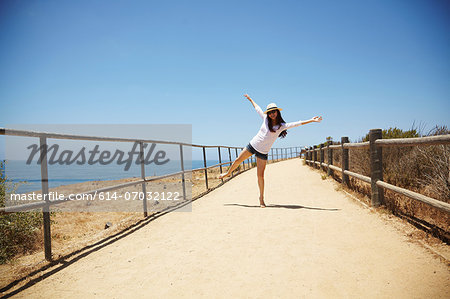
[224,203,340,211]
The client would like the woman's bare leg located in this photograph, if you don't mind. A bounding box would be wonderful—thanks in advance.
[256,157,267,207]
[219,148,253,179]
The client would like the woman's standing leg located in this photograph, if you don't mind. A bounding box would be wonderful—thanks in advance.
[219,148,253,179]
[256,157,267,207]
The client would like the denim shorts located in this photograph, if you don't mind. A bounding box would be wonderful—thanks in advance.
[246,143,268,160]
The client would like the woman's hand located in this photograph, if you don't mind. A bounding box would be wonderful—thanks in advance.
[244,94,252,101]
[244,94,258,109]
[244,94,260,112]
[311,116,322,122]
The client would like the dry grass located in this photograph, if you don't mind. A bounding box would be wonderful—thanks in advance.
[313,140,450,240]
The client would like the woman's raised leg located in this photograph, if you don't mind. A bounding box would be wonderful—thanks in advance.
[256,157,267,207]
[219,148,253,179]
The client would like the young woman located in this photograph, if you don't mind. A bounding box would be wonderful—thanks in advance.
[219,94,322,207]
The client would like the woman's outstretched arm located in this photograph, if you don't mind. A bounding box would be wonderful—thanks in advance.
[283,116,322,129]
[244,94,264,119]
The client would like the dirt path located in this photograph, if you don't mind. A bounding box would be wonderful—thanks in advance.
[11,159,449,298]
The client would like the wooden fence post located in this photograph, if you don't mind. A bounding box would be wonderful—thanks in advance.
[308,146,312,166]
[370,129,384,206]
[313,145,317,168]
[327,141,333,177]
[320,143,324,171]
[341,137,349,186]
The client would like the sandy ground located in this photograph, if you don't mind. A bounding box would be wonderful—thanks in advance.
[0,165,236,287]
[6,159,450,298]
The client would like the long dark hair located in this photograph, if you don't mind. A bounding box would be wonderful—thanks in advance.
[268,110,287,138]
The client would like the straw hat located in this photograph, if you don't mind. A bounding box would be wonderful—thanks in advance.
[264,103,283,114]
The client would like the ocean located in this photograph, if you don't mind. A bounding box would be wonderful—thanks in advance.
[4,159,228,194]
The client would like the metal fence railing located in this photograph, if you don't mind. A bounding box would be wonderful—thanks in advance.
[0,128,301,261]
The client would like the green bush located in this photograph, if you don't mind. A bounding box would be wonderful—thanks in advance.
[362,126,420,141]
[0,160,43,264]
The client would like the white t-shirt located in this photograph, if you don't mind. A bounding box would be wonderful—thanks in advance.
[249,104,304,154]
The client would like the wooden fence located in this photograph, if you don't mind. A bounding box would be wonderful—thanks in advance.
[0,128,301,261]
[304,129,450,214]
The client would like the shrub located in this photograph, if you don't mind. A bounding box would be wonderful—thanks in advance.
[0,161,43,263]
[362,126,420,141]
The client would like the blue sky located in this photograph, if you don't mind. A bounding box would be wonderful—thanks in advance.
[1,0,449,159]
